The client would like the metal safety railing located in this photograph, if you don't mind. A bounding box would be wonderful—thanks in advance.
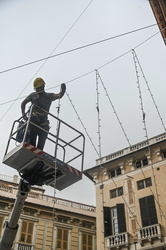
[4,104,85,173]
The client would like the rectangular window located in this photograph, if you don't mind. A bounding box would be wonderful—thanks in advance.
[117,187,123,196]
[57,228,68,250]
[137,180,145,190]
[82,233,93,250]
[110,168,121,178]
[110,187,123,199]
[145,177,152,187]
[135,157,148,168]
[111,207,119,234]
[0,216,4,237]
[136,160,141,168]
[20,221,34,244]
[142,158,148,166]
[163,150,166,158]
[116,168,121,176]
[139,195,158,227]
[104,204,126,237]
[137,177,152,190]
[110,189,116,198]
[110,170,115,177]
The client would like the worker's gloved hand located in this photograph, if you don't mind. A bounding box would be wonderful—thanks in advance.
[61,83,66,92]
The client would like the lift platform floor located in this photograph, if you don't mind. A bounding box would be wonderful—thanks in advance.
[3,142,82,190]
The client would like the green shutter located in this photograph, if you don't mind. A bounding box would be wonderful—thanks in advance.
[104,206,112,237]
[117,204,126,233]
[139,195,158,227]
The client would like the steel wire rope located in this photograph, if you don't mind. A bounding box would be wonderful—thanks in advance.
[96,72,102,160]
[132,50,166,248]
[95,71,143,245]
[95,70,106,248]
[0,0,94,124]
[51,96,61,249]
[132,50,166,224]
[0,24,165,125]
[0,24,160,110]
[132,49,166,131]
[96,69,131,147]
[97,25,166,71]
[62,83,141,241]
[96,54,166,245]
[65,91,100,157]
[134,26,166,50]
[0,24,157,75]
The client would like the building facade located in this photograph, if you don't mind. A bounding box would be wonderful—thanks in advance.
[149,0,166,44]
[0,174,96,250]
[85,132,166,250]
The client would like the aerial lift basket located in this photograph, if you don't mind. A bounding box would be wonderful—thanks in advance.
[3,105,85,190]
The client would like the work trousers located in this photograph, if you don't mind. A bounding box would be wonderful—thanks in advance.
[28,116,49,150]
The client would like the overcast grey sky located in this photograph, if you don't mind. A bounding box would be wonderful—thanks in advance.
[0,0,166,205]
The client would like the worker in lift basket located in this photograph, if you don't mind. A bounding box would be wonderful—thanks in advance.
[21,77,66,150]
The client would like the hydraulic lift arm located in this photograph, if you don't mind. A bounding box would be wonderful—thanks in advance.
[0,179,31,250]
[0,106,85,250]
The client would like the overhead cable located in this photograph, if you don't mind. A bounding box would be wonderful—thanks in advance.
[96,69,131,147]
[0,0,94,122]
[51,93,61,245]
[0,25,163,111]
[95,70,143,239]
[66,91,100,157]
[96,70,102,159]
[132,50,166,222]
[95,70,105,248]
[132,49,166,131]
[0,24,157,75]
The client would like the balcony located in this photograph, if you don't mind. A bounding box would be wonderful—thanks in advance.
[106,232,129,249]
[14,243,34,250]
[138,224,162,245]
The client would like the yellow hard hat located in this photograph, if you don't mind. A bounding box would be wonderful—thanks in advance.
[33,78,45,89]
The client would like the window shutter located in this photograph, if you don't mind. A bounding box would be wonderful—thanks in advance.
[117,203,126,233]
[147,195,158,225]
[139,197,148,227]
[104,206,112,237]
[139,195,158,227]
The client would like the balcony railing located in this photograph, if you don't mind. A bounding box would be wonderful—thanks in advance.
[14,243,34,250]
[0,182,95,213]
[96,132,166,165]
[106,232,129,249]
[138,224,162,244]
